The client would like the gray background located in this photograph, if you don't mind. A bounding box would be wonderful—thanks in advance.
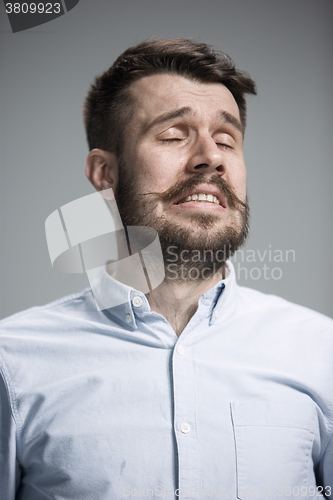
[0,0,332,319]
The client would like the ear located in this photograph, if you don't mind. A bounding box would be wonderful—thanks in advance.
[85,149,118,192]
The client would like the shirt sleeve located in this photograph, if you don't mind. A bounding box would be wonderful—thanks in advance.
[0,369,21,500]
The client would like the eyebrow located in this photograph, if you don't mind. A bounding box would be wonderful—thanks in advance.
[140,107,192,135]
[218,110,243,135]
[140,106,243,136]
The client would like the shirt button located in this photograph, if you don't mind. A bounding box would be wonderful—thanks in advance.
[126,314,132,323]
[214,310,218,318]
[177,345,184,356]
[180,422,191,434]
[132,296,143,308]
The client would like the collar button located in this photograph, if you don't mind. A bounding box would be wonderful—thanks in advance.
[132,296,143,308]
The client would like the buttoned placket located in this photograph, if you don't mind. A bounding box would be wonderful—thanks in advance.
[170,282,226,499]
[172,341,201,499]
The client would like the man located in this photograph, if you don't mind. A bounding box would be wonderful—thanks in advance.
[0,39,332,499]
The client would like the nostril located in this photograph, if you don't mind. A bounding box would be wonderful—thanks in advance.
[216,165,224,172]
[194,163,209,169]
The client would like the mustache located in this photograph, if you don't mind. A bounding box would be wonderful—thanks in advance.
[141,173,247,210]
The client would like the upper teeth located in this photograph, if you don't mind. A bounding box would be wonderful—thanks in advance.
[180,193,220,204]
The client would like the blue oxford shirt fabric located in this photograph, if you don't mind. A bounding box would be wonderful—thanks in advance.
[0,261,333,500]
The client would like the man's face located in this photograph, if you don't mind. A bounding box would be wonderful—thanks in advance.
[115,73,249,280]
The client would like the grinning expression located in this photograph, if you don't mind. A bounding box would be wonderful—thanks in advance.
[114,74,250,278]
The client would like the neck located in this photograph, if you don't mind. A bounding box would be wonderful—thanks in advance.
[146,267,226,337]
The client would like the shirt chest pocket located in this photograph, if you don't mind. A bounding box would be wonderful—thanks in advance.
[230,400,316,499]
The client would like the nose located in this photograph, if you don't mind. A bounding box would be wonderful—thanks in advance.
[185,135,225,174]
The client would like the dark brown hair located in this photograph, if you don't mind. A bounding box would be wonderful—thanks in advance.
[83,38,257,155]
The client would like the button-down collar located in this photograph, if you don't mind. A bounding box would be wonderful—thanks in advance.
[92,261,237,329]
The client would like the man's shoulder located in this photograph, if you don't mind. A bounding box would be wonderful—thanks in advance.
[0,288,96,380]
[237,284,333,329]
[0,287,93,332]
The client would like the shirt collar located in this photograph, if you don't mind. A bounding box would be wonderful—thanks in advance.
[205,261,238,326]
[90,260,238,328]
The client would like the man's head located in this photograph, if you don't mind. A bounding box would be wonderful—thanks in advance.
[84,39,257,281]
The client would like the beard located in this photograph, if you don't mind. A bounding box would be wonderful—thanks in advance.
[115,162,250,283]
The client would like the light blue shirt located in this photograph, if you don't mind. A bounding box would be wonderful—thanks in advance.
[1,262,333,499]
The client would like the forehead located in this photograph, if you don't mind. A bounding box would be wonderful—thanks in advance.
[128,73,241,127]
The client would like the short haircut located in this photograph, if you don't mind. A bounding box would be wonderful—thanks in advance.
[83,38,257,155]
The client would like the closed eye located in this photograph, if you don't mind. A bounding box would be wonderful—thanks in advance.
[216,143,233,149]
[161,138,183,143]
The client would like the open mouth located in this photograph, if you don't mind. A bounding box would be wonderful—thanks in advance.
[177,193,220,205]
[173,185,227,209]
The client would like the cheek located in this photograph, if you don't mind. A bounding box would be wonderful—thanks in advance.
[137,149,183,191]
[228,167,247,201]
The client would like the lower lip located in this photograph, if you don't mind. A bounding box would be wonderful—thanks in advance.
[172,201,226,211]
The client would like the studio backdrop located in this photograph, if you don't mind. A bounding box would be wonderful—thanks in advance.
[0,0,332,319]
